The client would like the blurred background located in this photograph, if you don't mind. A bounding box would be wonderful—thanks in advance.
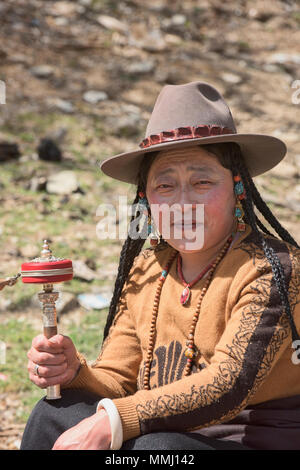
[0,0,299,449]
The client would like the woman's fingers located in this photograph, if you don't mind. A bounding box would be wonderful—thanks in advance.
[28,360,68,378]
[27,334,81,389]
[27,349,66,366]
[32,334,64,353]
[27,334,75,367]
[28,360,72,388]
[29,372,71,388]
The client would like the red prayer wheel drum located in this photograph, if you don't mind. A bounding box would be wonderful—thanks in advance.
[21,259,73,284]
[21,239,73,284]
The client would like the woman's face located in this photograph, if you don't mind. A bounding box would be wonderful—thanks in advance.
[145,146,236,253]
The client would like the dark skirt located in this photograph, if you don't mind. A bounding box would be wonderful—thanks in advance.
[20,389,251,451]
[196,394,300,450]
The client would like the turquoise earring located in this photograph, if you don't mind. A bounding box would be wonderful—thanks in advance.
[233,175,246,231]
[138,192,159,246]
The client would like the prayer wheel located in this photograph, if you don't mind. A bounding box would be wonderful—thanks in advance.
[21,240,73,400]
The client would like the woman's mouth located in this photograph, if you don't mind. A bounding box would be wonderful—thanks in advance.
[172,221,198,227]
[172,221,201,231]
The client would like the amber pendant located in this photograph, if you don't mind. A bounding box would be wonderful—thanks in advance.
[180,286,191,305]
[184,347,195,359]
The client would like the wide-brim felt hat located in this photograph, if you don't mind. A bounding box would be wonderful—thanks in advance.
[99,80,287,184]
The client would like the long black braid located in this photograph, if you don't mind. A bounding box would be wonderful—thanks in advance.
[246,171,298,246]
[232,155,300,343]
[102,151,161,340]
[102,190,146,340]
[102,143,299,344]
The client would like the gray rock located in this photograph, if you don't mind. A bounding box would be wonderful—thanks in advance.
[268,53,300,65]
[46,171,79,195]
[19,244,40,259]
[83,90,108,104]
[125,60,156,75]
[171,14,187,26]
[114,113,141,137]
[0,296,12,312]
[47,1,84,16]
[8,54,29,65]
[56,292,79,314]
[30,65,55,78]
[262,64,281,73]
[28,176,47,192]
[97,15,128,33]
[52,99,74,113]
[45,127,68,144]
[109,104,142,137]
[221,72,243,84]
[129,29,168,52]
[248,8,275,22]
[77,292,112,310]
[96,263,118,281]
[72,260,98,282]
[54,17,69,26]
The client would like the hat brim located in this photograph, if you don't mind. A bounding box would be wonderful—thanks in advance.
[99,133,287,184]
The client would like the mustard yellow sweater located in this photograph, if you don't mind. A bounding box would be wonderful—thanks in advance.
[63,224,300,442]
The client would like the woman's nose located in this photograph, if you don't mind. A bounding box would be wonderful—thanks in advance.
[176,188,197,206]
[174,192,198,223]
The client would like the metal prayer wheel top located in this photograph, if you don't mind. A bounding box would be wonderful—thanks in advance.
[21,240,73,284]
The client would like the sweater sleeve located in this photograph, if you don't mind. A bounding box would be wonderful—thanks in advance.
[62,265,143,400]
[112,252,300,441]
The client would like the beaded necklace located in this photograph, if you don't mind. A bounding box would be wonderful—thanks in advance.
[143,234,234,390]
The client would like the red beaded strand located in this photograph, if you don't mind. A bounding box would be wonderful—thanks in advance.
[177,255,214,305]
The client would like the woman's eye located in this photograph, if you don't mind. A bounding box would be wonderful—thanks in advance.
[156,184,172,189]
[195,181,211,185]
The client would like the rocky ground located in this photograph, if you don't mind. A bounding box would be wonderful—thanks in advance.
[0,0,299,450]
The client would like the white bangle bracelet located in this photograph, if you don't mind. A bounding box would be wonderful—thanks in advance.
[97,399,123,450]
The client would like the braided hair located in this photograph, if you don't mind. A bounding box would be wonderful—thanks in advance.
[102,150,160,340]
[102,142,299,343]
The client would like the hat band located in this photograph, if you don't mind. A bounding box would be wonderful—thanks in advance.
[139,125,235,149]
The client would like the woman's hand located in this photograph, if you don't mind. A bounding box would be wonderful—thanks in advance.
[52,409,112,450]
[27,334,81,389]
